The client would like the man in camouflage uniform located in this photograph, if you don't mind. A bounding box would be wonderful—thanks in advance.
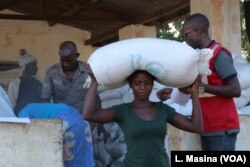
[41,41,89,113]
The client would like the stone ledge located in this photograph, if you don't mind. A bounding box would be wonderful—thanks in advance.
[0,119,63,167]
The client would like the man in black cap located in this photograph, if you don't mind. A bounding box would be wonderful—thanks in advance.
[8,49,42,116]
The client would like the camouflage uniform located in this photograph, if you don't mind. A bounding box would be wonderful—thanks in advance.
[41,61,89,112]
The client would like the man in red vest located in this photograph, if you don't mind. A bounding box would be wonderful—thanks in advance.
[159,13,241,151]
[183,13,242,151]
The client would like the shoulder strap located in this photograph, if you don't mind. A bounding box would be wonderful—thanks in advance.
[209,42,232,69]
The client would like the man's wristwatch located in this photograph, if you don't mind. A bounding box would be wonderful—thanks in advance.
[198,84,205,94]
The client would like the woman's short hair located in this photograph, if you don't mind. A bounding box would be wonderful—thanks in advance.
[126,70,156,83]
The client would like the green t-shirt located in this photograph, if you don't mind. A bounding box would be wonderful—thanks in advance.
[113,102,176,167]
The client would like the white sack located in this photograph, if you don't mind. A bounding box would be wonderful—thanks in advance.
[93,141,113,166]
[237,105,250,115]
[101,99,123,109]
[0,86,15,117]
[99,84,130,100]
[99,91,122,101]
[88,38,212,89]
[166,100,193,116]
[122,89,134,103]
[235,63,250,89]
[232,53,248,67]
[234,88,250,109]
[178,100,193,116]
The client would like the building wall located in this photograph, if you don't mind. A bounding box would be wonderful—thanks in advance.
[119,24,156,40]
[0,119,63,167]
[0,10,94,80]
[191,0,241,54]
[168,116,250,151]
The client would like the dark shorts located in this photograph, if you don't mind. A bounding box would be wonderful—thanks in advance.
[201,132,238,151]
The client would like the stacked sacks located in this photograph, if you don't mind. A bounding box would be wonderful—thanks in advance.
[0,86,15,117]
[233,88,250,109]
[88,38,212,89]
[92,85,129,167]
[232,53,250,115]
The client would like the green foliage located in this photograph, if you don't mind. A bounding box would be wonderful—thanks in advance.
[157,3,250,62]
[156,17,185,42]
[241,1,250,62]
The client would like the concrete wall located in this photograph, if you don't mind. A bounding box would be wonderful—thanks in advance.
[119,24,156,40]
[0,10,94,79]
[190,0,241,54]
[0,119,63,167]
[168,116,250,151]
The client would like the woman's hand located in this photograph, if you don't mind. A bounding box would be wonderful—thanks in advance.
[157,88,173,101]
[169,76,202,133]
[178,77,199,95]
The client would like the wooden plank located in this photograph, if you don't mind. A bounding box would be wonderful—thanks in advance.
[0,0,20,11]
[0,61,19,71]
[40,0,47,19]
[85,25,125,45]
[48,4,83,26]
[0,13,126,22]
[0,120,63,167]
[85,3,189,45]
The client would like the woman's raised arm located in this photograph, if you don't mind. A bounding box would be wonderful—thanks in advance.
[83,65,116,123]
[168,78,203,133]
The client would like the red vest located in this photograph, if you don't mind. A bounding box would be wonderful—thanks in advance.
[200,41,239,132]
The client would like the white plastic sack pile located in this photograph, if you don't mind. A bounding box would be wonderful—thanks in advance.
[233,88,250,108]
[0,86,15,117]
[232,53,250,115]
[233,53,250,89]
[236,64,250,89]
[88,38,212,89]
